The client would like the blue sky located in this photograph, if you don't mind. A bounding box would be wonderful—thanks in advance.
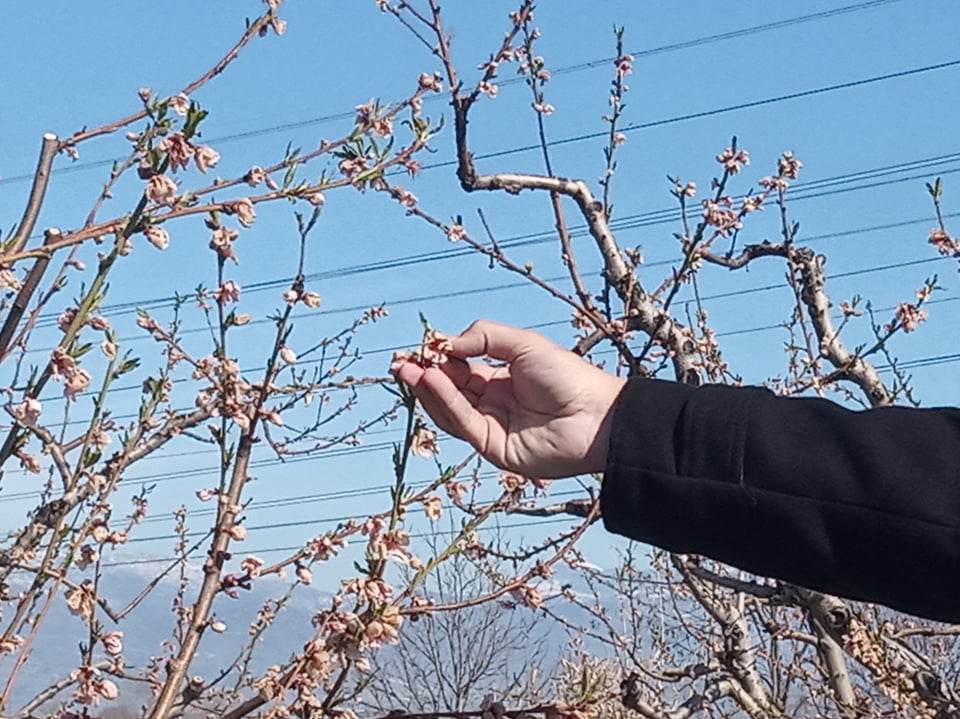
[1,0,958,576]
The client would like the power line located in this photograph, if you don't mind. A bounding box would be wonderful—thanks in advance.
[420,59,960,172]
[0,0,903,186]
[26,152,960,330]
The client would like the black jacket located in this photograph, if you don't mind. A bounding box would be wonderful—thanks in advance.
[600,378,960,622]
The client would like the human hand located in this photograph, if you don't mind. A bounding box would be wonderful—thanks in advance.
[391,319,626,478]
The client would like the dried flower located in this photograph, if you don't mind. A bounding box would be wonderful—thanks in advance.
[143,225,170,250]
[232,198,256,228]
[146,174,178,205]
[424,496,443,521]
[301,290,322,308]
[194,145,220,174]
[411,422,439,459]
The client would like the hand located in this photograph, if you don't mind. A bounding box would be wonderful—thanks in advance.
[391,319,626,478]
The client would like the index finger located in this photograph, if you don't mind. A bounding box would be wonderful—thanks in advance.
[450,319,551,362]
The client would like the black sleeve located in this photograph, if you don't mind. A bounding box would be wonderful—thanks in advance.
[600,378,960,622]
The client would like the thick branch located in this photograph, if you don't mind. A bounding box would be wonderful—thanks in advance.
[8,133,58,255]
[704,242,891,405]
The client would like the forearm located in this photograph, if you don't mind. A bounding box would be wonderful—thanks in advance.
[601,378,960,622]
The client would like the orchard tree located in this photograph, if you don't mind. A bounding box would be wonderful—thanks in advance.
[0,1,957,719]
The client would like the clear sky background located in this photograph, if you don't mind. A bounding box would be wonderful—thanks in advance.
[1,0,958,578]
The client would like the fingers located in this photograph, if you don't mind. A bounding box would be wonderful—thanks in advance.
[404,366,491,453]
[450,319,551,362]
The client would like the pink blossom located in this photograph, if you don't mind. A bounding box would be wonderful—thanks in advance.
[282,289,299,305]
[613,132,627,146]
[146,174,178,205]
[616,53,634,77]
[397,189,417,208]
[194,145,220,174]
[196,488,217,501]
[928,228,960,255]
[88,315,110,331]
[209,226,240,263]
[420,329,452,365]
[478,81,498,98]
[143,225,170,250]
[244,166,267,186]
[17,451,40,474]
[296,565,313,585]
[240,555,264,578]
[895,302,927,332]
[533,102,555,115]
[159,134,194,172]
[97,678,119,700]
[169,93,190,115]
[64,368,91,402]
[305,191,326,206]
[280,346,297,365]
[228,524,247,541]
[12,397,41,427]
[447,224,468,241]
[308,534,346,561]
[76,545,99,570]
[715,147,750,174]
[138,87,153,104]
[50,347,76,378]
[778,151,803,179]
[213,280,241,305]
[101,631,124,657]
[839,301,863,317]
[210,619,227,633]
[418,72,443,92]
[57,307,78,332]
[339,156,368,179]
[511,584,544,609]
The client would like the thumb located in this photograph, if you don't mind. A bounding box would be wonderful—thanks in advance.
[450,319,548,362]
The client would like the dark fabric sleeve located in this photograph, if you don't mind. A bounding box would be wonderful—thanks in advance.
[600,377,960,622]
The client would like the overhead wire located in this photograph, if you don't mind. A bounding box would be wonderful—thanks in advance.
[0,0,905,186]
